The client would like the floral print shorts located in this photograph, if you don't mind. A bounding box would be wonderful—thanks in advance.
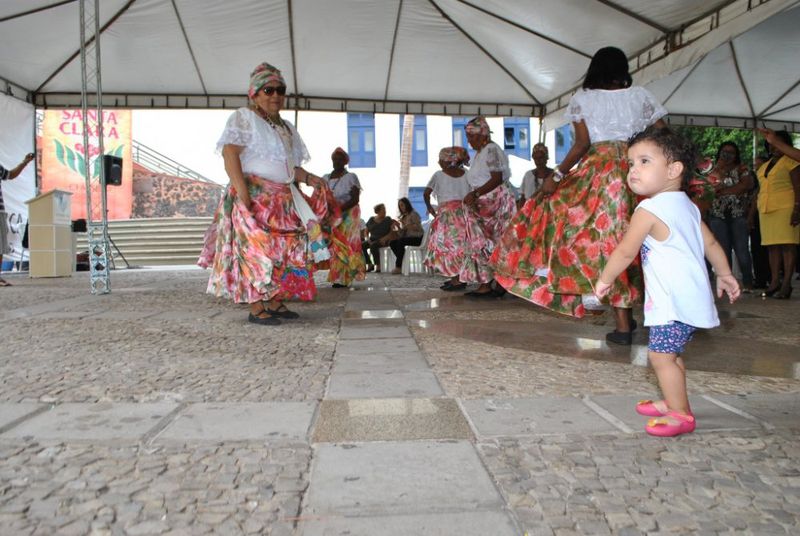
[648,321,697,355]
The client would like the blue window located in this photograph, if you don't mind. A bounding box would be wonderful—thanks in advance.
[407,187,430,221]
[398,115,428,166]
[347,113,376,168]
[451,116,475,158]
[503,118,531,160]
[555,124,573,164]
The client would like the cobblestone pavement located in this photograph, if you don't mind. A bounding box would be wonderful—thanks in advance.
[0,268,798,534]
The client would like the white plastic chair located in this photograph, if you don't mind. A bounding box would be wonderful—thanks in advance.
[379,247,396,273]
[401,227,431,276]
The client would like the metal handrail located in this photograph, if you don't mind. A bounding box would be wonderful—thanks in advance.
[131,140,218,184]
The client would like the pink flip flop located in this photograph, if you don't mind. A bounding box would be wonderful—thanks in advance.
[645,411,696,437]
[636,399,667,417]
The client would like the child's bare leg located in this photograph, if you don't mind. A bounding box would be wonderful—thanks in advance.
[649,351,690,415]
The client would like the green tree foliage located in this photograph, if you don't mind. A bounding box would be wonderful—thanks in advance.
[672,126,759,170]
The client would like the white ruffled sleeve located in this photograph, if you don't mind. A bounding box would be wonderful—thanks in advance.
[484,143,507,173]
[564,90,586,124]
[216,108,254,153]
[639,87,668,124]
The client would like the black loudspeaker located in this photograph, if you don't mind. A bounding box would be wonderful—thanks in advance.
[103,155,123,186]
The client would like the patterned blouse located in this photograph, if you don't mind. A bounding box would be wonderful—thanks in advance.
[708,164,752,219]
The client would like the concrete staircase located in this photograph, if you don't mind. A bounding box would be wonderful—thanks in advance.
[76,217,212,266]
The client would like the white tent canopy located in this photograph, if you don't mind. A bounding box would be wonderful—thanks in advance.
[1,0,798,130]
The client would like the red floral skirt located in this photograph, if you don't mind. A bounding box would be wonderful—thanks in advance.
[491,142,643,317]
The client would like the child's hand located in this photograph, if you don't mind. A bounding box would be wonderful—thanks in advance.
[594,279,612,299]
[716,273,741,303]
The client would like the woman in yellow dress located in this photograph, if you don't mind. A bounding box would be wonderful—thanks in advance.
[756,130,800,299]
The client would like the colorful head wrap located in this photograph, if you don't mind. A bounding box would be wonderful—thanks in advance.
[248,62,286,99]
[465,116,490,137]
[438,146,469,168]
[331,147,349,164]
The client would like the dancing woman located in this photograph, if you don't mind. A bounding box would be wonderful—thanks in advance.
[491,47,668,344]
[461,116,517,297]
[199,62,334,325]
[423,147,488,290]
[323,147,366,288]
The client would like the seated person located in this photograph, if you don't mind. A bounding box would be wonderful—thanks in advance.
[389,197,424,274]
[362,203,394,271]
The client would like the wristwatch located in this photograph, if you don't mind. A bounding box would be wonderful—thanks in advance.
[552,168,565,183]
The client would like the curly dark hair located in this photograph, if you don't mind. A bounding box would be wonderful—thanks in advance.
[628,126,698,190]
[715,141,742,166]
[583,47,632,90]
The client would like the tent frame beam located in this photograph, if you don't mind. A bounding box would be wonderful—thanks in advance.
[456,0,592,59]
[729,41,756,118]
[170,0,206,94]
[0,0,76,23]
[426,0,541,105]
[759,76,800,117]
[592,0,669,33]
[384,0,404,101]
[34,0,138,94]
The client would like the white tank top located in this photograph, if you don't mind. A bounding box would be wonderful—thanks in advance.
[637,192,719,329]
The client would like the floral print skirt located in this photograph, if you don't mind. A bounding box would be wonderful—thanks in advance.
[327,206,367,285]
[198,175,332,304]
[491,142,643,317]
[424,200,492,283]
[473,185,516,281]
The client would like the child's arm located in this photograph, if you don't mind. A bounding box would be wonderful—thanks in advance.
[701,222,741,303]
[595,208,655,298]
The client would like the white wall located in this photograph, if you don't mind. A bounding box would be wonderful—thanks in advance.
[133,109,559,219]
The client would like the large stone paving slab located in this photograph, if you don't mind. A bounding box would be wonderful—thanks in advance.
[304,441,504,517]
[339,325,413,340]
[299,510,518,536]
[3,402,176,440]
[312,398,473,442]
[157,402,316,442]
[326,370,443,399]
[0,403,43,431]
[333,350,430,373]
[461,397,619,437]
[335,337,422,355]
[715,393,800,428]
[588,394,760,432]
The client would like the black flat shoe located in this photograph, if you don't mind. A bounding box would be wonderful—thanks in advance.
[248,312,281,326]
[465,290,495,298]
[490,285,507,297]
[606,330,632,346]
[762,285,781,298]
[442,283,466,292]
[265,304,300,319]
[332,283,349,288]
[772,287,793,300]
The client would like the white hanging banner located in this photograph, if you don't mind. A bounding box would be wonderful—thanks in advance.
[0,94,36,262]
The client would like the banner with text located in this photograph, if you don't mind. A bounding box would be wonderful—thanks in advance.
[41,109,133,220]
[0,95,35,263]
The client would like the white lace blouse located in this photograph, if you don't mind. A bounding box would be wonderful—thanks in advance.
[465,141,511,189]
[322,171,361,205]
[216,107,310,184]
[564,87,667,143]
[426,170,470,203]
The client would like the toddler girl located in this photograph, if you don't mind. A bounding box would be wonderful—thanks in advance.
[595,126,741,437]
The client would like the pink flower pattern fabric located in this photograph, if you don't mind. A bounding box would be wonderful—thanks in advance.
[491,142,643,317]
[327,206,367,286]
[424,200,491,283]
[199,175,334,303]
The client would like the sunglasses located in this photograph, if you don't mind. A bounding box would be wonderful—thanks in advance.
[261,86,287,96]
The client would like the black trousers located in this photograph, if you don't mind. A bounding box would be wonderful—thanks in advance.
[389,236,423,268]
[362,240,381,267]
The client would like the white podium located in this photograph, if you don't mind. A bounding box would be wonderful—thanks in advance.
[25,189,73,278]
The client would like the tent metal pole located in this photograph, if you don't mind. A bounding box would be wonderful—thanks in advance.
[80,0,111,294]
[729,42,756,118]
[384,0,404,101]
